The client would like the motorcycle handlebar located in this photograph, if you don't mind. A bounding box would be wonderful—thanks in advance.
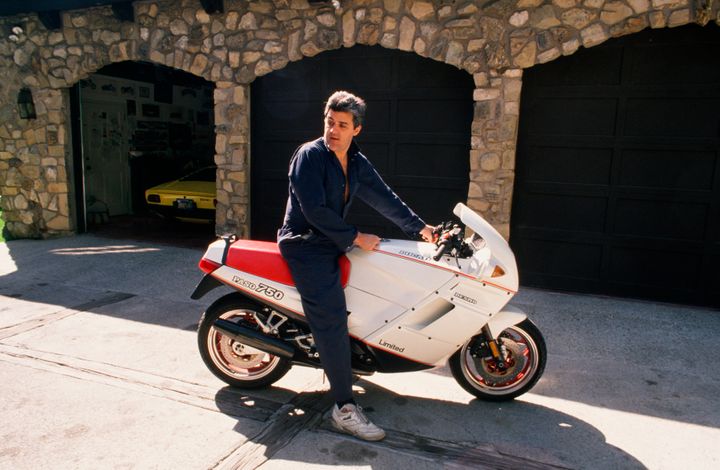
[432,239,452,261]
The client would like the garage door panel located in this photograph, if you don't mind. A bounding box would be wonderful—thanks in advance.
[397,99,472,133]
[257,66,325,95]
[349,190,464,226]
[255,100,324,132]
[257,180,288,212]
[628,46,720,85]
[527,98,617,136]
[345,205,408,238]
[515,238,603,280]
[517,193,607,232]
[608,246,702,289]
[255,140,303,169]
[397,55,473,90]
[387,176,467,192]
[512,24,720,307]
[709,255,720,303]
[624,98,720,138]
[532,46,622,86]
[522,146,613,185]
[618,149,716,190]
[613,198,708,241]
[328,57,394,91]
[252,181,290,241]
[393,185,467,211]
[394,133,470,145]
[363,99,392,132]
[354,142,391,174]
[396,143,468,178]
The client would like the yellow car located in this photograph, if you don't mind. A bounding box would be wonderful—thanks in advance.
[145,166,216,223]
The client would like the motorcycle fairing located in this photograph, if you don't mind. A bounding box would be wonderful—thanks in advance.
[196,202,522,368]
[366,345,434,372]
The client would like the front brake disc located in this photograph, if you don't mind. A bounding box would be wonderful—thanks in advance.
[472,339,527,386]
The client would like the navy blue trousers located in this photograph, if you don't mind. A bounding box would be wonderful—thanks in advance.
[278,237,353,403]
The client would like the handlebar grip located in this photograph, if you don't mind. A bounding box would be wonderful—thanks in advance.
[432,240,451,261]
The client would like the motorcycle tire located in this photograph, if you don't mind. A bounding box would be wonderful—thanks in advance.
[198,296,292,389]
[449,319,546,401]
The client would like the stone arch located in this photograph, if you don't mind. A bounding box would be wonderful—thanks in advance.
[3,0,716,239]
[484,0,717,70]
[468,1,720,239]
[207,2,511,237]
[0,3,229,238]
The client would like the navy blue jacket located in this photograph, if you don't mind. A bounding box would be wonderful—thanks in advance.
[277,137,426,251]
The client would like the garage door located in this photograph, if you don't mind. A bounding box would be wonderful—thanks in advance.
[250,45,473,241]
[511,24,720,307]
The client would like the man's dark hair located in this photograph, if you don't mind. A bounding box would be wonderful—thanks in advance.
[324,90,366,128]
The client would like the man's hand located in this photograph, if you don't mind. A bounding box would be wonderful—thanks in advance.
[419,225,435,243]
[354,232,380,251]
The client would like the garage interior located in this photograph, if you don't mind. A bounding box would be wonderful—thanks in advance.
[512,23,720,307]
[72,61,216,246]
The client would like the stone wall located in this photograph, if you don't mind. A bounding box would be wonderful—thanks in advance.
[0,0,716,240]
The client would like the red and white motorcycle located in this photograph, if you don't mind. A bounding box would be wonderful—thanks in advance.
[192,203,546,401]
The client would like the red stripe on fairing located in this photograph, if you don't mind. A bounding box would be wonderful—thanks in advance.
[224,240,351,288]
[211,272,433,368]
[373,249,516,294]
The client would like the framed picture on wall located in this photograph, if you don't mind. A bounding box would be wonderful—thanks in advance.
[139,86,151,99]
[100,83,117,95]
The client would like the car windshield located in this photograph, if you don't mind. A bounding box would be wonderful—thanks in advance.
[180,167,216,182]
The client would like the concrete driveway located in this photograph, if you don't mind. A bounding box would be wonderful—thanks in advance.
[1,234,718,469]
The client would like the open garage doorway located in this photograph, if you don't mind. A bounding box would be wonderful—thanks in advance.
[250,45,474,241]
[71,61,217,247]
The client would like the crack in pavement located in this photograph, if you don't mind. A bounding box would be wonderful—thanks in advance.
[0,291,136,340]
[0,343,281,422]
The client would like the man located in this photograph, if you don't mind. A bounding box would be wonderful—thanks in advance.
[277,91,434,441]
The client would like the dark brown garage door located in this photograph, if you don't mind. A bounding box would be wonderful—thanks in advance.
[511,24,720,307]
[250,45,473,241]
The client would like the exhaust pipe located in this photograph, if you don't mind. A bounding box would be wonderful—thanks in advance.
[213,319,296,359]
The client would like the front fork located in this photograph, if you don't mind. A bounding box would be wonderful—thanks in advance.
[474,306,527,368]
[474,325,508,368]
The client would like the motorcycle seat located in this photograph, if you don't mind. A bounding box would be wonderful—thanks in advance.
[225,240,351,288]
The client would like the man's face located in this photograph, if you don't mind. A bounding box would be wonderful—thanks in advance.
[323,109,361,157]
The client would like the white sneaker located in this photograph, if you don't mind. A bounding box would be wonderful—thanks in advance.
[331,403,386,441]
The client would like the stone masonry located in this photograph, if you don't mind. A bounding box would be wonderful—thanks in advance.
[1,0,716,239]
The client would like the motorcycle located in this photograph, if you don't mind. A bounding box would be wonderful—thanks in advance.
[191,203,546,401]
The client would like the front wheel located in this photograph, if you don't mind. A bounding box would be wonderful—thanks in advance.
[450,319,546,401]
[198,297,292,389]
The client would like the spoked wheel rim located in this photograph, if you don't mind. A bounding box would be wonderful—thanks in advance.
[460,325,541,396]
[206,309,282,381]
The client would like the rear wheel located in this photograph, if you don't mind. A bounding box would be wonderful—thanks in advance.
[450,319,546,401]
[198,297,291,388]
